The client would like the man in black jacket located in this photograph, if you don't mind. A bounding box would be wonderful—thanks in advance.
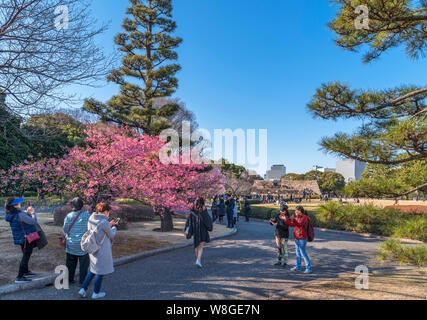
[225,195,235,229]
[269,204,290,266]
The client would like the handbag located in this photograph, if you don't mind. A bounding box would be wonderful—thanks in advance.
[18,213,40,248]
[59,210,83,249]
[184,212,195,236]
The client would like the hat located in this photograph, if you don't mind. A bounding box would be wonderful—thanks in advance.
[10,198,25,206]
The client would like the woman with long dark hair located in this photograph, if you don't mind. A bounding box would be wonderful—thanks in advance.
[5,197,39,283]
[185,197,213,268]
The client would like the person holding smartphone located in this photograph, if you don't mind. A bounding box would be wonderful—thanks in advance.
[5,197,39,283]
[269,204,290,266]
[79,202,118,299]
[280,205,312,274]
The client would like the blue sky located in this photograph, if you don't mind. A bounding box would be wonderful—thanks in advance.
[76,0,427,175]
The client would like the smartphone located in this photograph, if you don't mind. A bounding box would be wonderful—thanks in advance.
[114,218,120,224]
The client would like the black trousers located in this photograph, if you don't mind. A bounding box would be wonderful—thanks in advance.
[244,209,250,221]
[227,212,234,228]
[66,253,90,284]
[18,240,35,278]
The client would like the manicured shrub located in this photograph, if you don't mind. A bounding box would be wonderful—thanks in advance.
[53,202,154,227]
[247,205,277,220]
[53,204,91,226]
[23,191,38,197]
[314,202,423,240]
[378,239,427,268]
[392,216,427,242]
[318,201,341,222]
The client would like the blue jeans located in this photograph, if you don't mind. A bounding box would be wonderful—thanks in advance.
[81,271,104,294]
[294,239,312,271]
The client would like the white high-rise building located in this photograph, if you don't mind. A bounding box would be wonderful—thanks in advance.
[312,165,335,173]
[336,159,366,183]
[265,164,286,181]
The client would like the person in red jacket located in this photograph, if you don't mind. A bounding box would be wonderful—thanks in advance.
[280,205,312,273]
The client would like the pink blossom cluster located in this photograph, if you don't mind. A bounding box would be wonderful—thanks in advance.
[0,125,226,213]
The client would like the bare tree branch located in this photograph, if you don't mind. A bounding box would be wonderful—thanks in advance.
[0,0,112,131]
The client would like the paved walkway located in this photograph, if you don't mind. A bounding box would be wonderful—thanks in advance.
[0,220,383,300]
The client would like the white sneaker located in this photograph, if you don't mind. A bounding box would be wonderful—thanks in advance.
[195,261,203,268]
[91,292,106,299]
[78,288,86,298]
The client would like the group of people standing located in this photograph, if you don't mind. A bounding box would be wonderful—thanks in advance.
[5,194,312,300]
[269,204,312,273]
[5,196,118,299]
[211,195,251,228]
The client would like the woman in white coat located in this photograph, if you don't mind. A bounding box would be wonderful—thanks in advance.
[79,202,117,299]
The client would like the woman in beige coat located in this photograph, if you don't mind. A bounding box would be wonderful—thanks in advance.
[79,203,118,299]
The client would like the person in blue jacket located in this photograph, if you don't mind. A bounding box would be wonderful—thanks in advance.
[5,197,39,283]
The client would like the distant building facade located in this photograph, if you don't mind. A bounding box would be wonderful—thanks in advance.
[312,165,335,173]
[265,164,286,181]
[335,159,366,183]
[248,170,263,181]
[252,179,321,197]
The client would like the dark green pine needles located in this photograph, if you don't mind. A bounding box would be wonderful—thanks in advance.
[84,0,182,136]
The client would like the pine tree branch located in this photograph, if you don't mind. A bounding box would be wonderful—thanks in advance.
[412,107,427,117]
[396,182,427,198]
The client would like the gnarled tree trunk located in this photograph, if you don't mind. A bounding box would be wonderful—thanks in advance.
[160,211,174,232]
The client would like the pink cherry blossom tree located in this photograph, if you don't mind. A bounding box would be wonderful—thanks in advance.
[1,124,226,231]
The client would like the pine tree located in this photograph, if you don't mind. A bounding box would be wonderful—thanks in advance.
[84,0,182,136]
[307,0,427,196]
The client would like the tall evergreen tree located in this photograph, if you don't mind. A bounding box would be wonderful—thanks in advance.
[307,0,427,196]
[84,0,182,136]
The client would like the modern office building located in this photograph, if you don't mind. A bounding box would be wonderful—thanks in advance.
[335,159,366,183]
[312,165,336,173]
[265,164,286,181]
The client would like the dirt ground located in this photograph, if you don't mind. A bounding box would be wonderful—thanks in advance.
[282,265,427,300]
[354,199,427,208]
[257,199,427,211]
[0,213,229,286]
[384,205,427,214]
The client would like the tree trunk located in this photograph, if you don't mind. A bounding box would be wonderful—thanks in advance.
[160,211,174,232]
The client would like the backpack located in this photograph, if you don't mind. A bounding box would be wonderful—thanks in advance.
[81,222,104,254]
[307,219,315,242]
